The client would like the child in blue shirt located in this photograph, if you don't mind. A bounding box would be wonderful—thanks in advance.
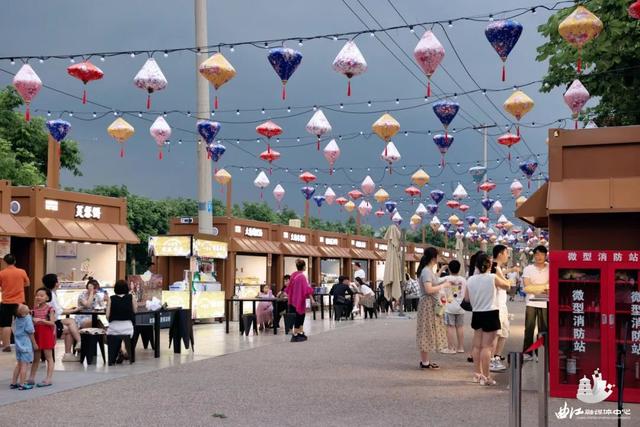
[10,304,38,390]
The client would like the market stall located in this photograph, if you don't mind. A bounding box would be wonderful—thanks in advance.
[373,240,387,283]
[349,237,377,282]
[273,224,319,287]
[313,231,350,288]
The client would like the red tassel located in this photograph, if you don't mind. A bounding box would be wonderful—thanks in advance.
[389,165,393,175]
[214,95,219,110]
[120,147,125,158]
[501,64,506,82]
[516,126,520,137]
[528,179,531,189]
[575,120,578,130]
[260,191,263,200]
[317,138,320,151]
[215,167,218,174]
[267,143,271,153]
[445,132,449,144]
[347,79,351,97]
[146,94,151,110]
[508,151,511,161]
[269,167,272,175]
[207,151,211,160]
[25,105,30,122]
[441,156,445,168]
[330,167,333,176]
[282,84,286,100]
[384,146,388,157]
[82,88,87,104]
[427,80,431,97]
[318,207,321,216]
[577,49,582,74]
[158,150,163,160]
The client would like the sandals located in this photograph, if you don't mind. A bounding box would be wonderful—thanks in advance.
[472,373,482,383]
[419,361,440,370]
[480,375,497,386]
[36,382,52,388]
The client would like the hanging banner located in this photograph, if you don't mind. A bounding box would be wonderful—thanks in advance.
[193,238,228,259]
[149,236,191,257]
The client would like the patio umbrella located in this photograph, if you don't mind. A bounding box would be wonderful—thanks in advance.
[383,224,403,301]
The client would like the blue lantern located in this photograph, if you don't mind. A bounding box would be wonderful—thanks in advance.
[267,47,303,100]
[484,19,523,81]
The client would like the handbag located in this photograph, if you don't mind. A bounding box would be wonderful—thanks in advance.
[460,300,473,312]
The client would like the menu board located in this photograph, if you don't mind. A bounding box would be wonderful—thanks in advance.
[193,238,228,259]
[149,236,192,257]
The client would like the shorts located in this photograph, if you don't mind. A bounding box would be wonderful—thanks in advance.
[288,305,305,328]
[471,310,500,332]
[16,351,33,363]
[497,307,510,338]
[0,303,18,327]
[444,312,464,327]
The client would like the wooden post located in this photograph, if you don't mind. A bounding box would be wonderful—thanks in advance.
[225,178,232,217]
[46,135,60,189]
[304,200,309,229]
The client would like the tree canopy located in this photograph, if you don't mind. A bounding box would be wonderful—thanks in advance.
[537,1,640,126]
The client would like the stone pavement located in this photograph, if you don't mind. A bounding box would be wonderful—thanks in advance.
[1,302,638,426]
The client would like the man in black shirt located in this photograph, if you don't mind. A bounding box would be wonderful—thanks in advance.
[330,276,354,320]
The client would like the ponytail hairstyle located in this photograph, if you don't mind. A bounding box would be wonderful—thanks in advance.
[468,251,482,277]
[475,251,492,274]
[416,247,438,277]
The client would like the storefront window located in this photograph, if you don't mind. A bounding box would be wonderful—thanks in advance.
[284,256,309,279]
[376,261,385,282]
[235,254,267,298]
[321,259,340,286]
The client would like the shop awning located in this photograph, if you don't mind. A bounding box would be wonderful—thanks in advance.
[37,218,139,244]
[404,253,417,262]
[230,237,282,254]
[0,213,28,236]
[280,242,321,257]
[318,246,351,259]
[375,250,387,260]
[515,182,549,228]
[350,248,377,260]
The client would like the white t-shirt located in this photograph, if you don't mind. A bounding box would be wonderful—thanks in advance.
[360,284,374,296]
[495,266,510,309]
[354,269,366,281]
[466,272,498,312]
[522,263,549,308]
[441,275,467,315]
[49,290,63,320]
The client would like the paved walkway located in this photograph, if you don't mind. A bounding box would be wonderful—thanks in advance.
[1,303,638,426]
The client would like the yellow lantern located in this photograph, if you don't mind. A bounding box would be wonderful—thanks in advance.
[503,90,534,136]
[558,6,603,73]
[515,196,527,208]
[372,113,400,142]
[199,53,237,109]
[411,169,430,187]
[107,118,134,158]
[470,223,478,231]
[448,214,460,226]
[410,214,422,225]
[374,188,389,204]
[344,200,356,213]
[214,168,232,185]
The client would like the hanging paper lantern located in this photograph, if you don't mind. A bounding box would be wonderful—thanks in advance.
[323,139,340,175]
[299,171,317,184]
[465,216,477,226]
[484,19,523,81]
[452,183,468,200]
[432,134,454,166]
[273,184,286,209]
[563,79,590,129]
[358,200,372,217]
[259,149,281,175]
[427,204,438,215]
[199,53,236,109]
[267,47,303,100]
[372,113,400,142]
[375,209,386,218]
[410,214,422,226]
[67,60,104,104]
[336,197,349,210]
[107,117,135,158]
[344,200,356,213]
[510,180,523,198]
[585,120,598,129]
[197,120,221,145]
[430,216,441,232]
[256,120,283,153]
[313,195,326,215]
[301,186,315,200]
[558,6,603,73]
[380,141,401,173]
[411,169,430,187]
[405,186,421,200]
[413,31,445,97]
[504,90,534,136]
[437,224,446,233]
[254,171,270,199]
[133,58,167,110]
[458,204,470,213]
[150,116,172,160]
[446,200,460,210]
[430,190,445,204]
[497,133,521,160]
[519,161,538,188]
[392,211,403,225]
[479,216,490,224]
[630,1,640,19]
[415,203,428,218]
[374,188,389,204]
[348,189,363,200]
[480,198,495,211]
[497,215,509,225]
[361,176,376,196]
[432,100,459,136]
[443,222,452,231]
[325,187,336,205]
[46,119,71,142]
[469,166,487,191]
[332,40,367,96]
[492,200,503,215]
[214,169,232,186]
[12,64,42,121]
[307,110,332,151]
[384,201,397,214]
[479,180,497,193]
[207,142,226,165]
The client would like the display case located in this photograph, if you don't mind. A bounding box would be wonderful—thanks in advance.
[550,251,640,403]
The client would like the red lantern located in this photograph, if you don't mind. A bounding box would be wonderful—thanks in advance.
[336,197,348,211]
[404,186,421,205]
[458,204,470,213]
[298,171,317,184]
[67,61,104,104]
[348,190,363,200]
[497,133,521,161]
[256,120,283,153]
[260,149,281,175]
[479,216,490,224]
[479,181,497,193]
[446,200,460,209]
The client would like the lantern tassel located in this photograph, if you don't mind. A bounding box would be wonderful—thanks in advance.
[389,165,393,175]
[330,166,333,176]
[214,95,219,110]
[508,151,511,161]
[282,84,286,100]
[427,80,431,97]
[501,63,506,82]
[25,104,30,122]
[516,125,520,137]
[577,48,582,74]
[575,120,578,130]
[441,155,445,168]
[267,143,271,153]
[207,151,211,160]
[158,150,163,160]
[528,179,531,189]
[347,79,351,97]
[269,167,272,175]
[82,88,87,104]
[146,94,151,110]
[317,137,320,151]
[318,207,321,216]
[384,145,388,157]
[120,146,125,158]
[260,190,263,200]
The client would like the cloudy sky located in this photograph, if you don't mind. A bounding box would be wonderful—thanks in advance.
[0,0,584,224]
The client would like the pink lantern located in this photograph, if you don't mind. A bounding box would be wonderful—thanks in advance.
[563,79,590,129]
[348,190,363,201]
[306,110,332,151]
[492,200,503,215]
[358,200,372,217]
[324,187,336,205]
[479,181,497,193]
[413,31,445,97]
[479,216,490,224]
[510,179,523,198]
[332,40,367,96]
[458,204,470,213]
[149,116,172,160]
[375,209,386,218]
[273,184,286,209]
[323,139,340,175]
[361,176,375,196]
[12,64,42,121]
[133,58,168,110]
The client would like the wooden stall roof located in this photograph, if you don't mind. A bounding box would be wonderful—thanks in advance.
[0,213,29,236]
[515,182,549,228]
[230,237,282,254]
[37,218,139,244]
[280,242,321,257]
[318,246,351,259]
[349,248,377,260]
[375,250,387,260]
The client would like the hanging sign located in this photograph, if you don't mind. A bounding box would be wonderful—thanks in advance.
[193,238,228,259]
[75,204,102,220]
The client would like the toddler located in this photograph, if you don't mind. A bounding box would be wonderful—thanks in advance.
[10,304,37,390]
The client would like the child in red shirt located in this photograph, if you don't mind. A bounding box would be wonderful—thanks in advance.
[28,288,56,387]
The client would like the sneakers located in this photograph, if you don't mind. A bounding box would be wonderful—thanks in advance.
[440,348,457,354]
[62,353,80,362]
[489,357,507,372]
[523,353,534,362]
[290,334,307,342]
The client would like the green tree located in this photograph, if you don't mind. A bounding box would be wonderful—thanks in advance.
[537,1,640,126]
[0,138,44,185]
[238,201,276,222]
[0,86,83,184]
